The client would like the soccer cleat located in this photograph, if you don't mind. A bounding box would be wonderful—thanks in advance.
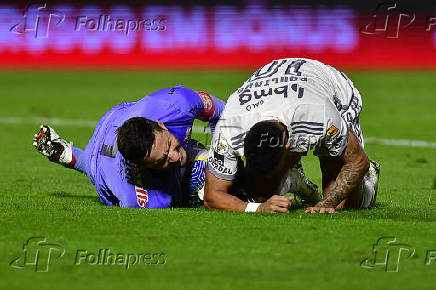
[288,163,322,205]
[370,160,380,201]
[369,160,380,179]
[361,160,380,208]
[33,125,74,167]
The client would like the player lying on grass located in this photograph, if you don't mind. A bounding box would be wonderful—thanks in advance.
[205,58,380,214]
[33,84,319,209]
[33,85,225,208]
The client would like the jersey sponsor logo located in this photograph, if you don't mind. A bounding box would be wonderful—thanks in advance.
[326,125,339,137]
[285,59,307,76]
[196,91,215,119]
[245,100,264,111]
[246,59,308,82]
[237,75,307,94]
[238,84,305,106]
[135,186,149,208]
[247,60,288,82]
[208,155,235,176]
[214,151,224,163]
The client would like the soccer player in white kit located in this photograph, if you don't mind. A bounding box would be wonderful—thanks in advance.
[205,58,380,213]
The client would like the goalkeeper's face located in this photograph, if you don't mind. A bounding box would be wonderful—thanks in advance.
[144,130,187,170]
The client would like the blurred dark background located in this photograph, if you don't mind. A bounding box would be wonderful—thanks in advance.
[0,0,434,69]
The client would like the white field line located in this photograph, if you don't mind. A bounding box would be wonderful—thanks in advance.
[364,137,436,149]
[0,116,97,127]
[2,116,436,149]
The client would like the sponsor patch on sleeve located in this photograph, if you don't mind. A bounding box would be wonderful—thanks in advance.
[326,125,339,137]
[196,91,215,119]
[135,185,149,208]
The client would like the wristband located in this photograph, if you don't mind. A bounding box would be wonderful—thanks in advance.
[245,202,261,212]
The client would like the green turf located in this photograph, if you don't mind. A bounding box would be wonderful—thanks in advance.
[1,71,436,290]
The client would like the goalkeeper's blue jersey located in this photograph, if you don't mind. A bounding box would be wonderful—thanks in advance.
[83,85,225,208]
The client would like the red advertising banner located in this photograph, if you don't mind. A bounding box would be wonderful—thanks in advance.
[0,3,435,69]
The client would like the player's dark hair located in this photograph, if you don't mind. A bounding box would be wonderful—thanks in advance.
[117,117,164,164]
[244,121,288,174]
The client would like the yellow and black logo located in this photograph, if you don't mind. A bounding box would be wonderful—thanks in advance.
[326,125,339,137]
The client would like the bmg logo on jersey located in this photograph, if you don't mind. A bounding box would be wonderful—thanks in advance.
[10,3,65,39]
[9,237,65,272]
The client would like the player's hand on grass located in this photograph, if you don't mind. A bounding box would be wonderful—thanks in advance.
[257,195,293,213]
[304,203,336,214]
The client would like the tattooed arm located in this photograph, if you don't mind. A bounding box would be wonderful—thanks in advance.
[305,128,370,213]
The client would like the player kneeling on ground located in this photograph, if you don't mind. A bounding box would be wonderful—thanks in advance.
[205,58,380,213]
[33,85,223,208]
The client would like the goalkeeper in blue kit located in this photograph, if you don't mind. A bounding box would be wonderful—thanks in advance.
[33,85,225,208]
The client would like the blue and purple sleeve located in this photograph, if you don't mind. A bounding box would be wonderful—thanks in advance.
[166,85,226,134]
[131,85,225,133]
[195,91,226,135]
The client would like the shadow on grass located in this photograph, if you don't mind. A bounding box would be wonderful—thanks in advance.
[335,203,436,222]
[49,192,101,203]
[289,201,436,222]
[45,193,436,222]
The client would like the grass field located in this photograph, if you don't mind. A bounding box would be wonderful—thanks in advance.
[0,70,436,289]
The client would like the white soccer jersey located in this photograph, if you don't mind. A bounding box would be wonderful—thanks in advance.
[208,58,363,181]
